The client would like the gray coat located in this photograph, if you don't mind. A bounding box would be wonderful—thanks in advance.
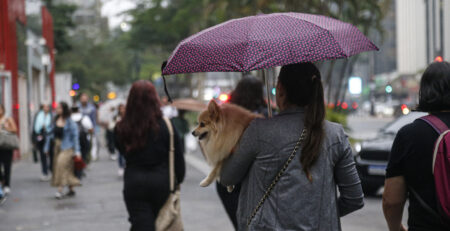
[221,108,364,231]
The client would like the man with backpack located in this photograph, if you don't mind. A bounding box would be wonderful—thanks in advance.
[71,106,93,178]
[383,61,450,231]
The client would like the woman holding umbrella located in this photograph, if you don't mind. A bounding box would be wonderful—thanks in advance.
[161,12,377,230]
[220,62,363,230]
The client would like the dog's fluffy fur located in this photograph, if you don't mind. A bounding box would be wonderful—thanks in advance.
[192,100,262,188]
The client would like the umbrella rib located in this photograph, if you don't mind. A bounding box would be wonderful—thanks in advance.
[283,14,349,57]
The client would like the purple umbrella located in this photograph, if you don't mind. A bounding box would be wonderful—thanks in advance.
[162,12,378,75]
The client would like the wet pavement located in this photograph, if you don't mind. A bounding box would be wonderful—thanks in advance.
[0,118,405,231]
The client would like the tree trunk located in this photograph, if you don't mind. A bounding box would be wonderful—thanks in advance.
[333,59,350,110]
[324,60,336,103]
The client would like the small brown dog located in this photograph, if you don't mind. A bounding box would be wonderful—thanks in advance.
[192,100,262,189]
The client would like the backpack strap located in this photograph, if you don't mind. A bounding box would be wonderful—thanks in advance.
[420,115,449,134]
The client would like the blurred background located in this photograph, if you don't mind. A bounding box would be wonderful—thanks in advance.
[0,0,449,230]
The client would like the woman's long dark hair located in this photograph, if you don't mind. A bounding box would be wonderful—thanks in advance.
[417,61,450,112]
[55,102,71,121]
[230,76,266,112]
[278,62,325,182]
[116,80,163,152]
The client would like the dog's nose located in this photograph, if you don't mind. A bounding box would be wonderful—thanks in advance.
[191,131,196,136]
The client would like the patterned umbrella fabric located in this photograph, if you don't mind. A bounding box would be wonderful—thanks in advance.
[162,12,378,75]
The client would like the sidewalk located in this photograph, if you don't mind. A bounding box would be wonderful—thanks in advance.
[0,148,233,231]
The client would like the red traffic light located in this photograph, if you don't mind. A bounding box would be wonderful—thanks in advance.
[401,104,407,110]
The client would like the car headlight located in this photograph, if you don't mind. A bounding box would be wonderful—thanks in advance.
[354,142,362,154]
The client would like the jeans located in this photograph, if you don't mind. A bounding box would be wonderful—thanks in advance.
[0,149,13,187]
[37,139,50,175]
[118,152,126,169]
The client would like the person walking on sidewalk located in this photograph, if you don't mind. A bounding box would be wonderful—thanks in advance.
[32,103,53,181]
[78,93,99,161]
[44,102,82,199]
[0,103,18,195]
[115,80,185,231]
[71,106,93,178]
[383,61,450,231]
[221,63,364,231]
[112,104,126,176]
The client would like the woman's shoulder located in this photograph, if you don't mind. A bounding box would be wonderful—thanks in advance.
[323,120,347,145]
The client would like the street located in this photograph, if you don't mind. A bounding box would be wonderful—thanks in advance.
[0,117,408,231]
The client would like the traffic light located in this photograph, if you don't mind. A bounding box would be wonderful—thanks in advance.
[107,92,117,100]
[435,56,443,62]
[385,85,393,94]
[72,83,80,90]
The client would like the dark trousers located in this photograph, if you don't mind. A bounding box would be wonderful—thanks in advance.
[124,168,170,231]
[0,149,14,187]
[36,140,50,175]
[216,182,241,230]
[106,130,115,155]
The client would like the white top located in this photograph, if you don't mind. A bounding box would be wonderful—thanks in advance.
[71,113,93,131]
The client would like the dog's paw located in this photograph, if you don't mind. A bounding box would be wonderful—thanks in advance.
[227,185,235,193]
[199,178,211,187]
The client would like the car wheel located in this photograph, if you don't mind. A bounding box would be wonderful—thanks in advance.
[362,183,380,196]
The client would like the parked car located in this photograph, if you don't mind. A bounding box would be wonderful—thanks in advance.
[354,111,427,195]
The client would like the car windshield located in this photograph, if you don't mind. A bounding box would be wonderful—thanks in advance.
[381,112,428,134]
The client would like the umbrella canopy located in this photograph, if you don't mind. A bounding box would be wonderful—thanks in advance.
[98,98,126,124]
[171,98,207,112]
[162,12,378,75]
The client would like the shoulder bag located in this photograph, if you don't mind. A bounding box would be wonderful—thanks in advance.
[247,128,307,229]
[156,117,184,231]
[0,117,19,150]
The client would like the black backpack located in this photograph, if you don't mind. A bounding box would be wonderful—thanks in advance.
[76,116,91,158]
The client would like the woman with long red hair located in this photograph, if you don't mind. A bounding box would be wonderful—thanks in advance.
[115,80,185,231]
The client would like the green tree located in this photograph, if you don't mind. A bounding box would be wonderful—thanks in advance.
[43,0,77,56]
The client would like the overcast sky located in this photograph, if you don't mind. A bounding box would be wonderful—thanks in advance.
[26,0,136,29]
[101,0,136,29]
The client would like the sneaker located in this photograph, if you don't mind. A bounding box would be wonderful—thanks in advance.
[118,168,124,177]
[65,190,76,197]
[3,187,10,195]
[40,174,51,182]
[110,154,118,161]
[54,192,63,199]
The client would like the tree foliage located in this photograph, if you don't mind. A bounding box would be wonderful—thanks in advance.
[52,0,390,99]
[43,0,76,55]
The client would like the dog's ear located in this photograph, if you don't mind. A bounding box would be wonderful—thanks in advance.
[208,100,220,121]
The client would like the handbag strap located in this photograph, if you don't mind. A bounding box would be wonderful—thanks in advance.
[163,117,175,192]
[247,128,307,227]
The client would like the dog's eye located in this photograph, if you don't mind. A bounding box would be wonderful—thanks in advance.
[200,122,205,127]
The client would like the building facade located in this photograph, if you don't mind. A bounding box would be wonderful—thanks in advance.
[396,0,450,75]
[0,0,56,154]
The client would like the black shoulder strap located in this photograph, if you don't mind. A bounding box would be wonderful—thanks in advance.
[408,186,441,219]
[408,186,450,228]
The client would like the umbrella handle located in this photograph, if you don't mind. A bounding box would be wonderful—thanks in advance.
[162,75,173,103]
[263,70,273,118]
